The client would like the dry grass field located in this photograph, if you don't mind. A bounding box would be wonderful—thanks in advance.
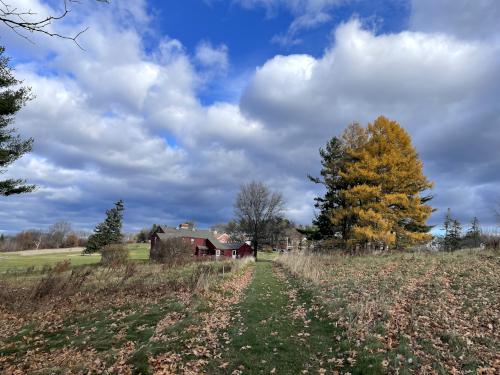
[0,250,255,374]
[277,249,500,374]
[1,247,498,374]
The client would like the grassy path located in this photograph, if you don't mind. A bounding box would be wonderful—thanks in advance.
[210,258,343,375]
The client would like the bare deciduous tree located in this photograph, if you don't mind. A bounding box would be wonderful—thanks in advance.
[495,199,500,226]
[224,220,247,243]
[0,0,108,48]
[234,181,284,259]
[48,221,72,248]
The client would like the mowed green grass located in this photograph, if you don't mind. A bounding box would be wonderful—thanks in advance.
[210,258,340,374]
[0,243,150,273]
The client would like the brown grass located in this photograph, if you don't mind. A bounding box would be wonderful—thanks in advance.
[277,249,500,374]
[0,256,255,374]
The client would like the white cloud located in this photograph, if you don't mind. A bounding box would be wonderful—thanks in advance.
[241,19,500,225]
[410,0,500,42]
[1,1,499,234]
[195,40,229,73]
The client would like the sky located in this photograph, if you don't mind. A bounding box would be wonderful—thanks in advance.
[0,0,499,233]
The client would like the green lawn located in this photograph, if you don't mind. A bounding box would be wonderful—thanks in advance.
[208,256,351,375]
[0,243,150,273]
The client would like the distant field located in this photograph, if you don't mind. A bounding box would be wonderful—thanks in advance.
[0,243,150,273]
[5,247,86,256]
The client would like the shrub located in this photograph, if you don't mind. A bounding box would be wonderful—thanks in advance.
[150,237,193,265]
[482,235,499,251]
[32,260,71,300]
[64,233,81,247]
[100,244,129,266]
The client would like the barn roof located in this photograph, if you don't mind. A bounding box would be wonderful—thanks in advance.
[216,242,247,250]
[157,227,213,239]
[154,228,248,250]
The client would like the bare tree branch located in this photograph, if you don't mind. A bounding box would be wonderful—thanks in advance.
[0,0,109,49]
[495,199,500,226]
[234,181,285,259]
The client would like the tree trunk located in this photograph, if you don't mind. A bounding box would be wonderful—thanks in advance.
[253,240,258,260]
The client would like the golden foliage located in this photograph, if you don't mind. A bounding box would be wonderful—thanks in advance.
[333,116,433,249]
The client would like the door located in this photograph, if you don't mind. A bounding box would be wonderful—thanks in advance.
[232,250,237,259]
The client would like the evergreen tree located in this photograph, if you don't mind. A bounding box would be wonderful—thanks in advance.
[332,116,433,250]
[442,208,453,251]
[448,219,462,251]
[136,229,148,243]
[308,123,368,246]
[466,216,481,248]
[308,136,346,241]
[0,46,35,195]
[150,224,158,236]
[84,200,124,254]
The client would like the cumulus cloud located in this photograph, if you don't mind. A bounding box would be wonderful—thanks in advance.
[241,18,500,226]
[195,40,229,73]
[410,0,500,42]
[1,0,311,232]
[1,0,499,235]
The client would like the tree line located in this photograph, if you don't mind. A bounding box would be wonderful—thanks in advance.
[0,221,87,252]
[438,210,498,251]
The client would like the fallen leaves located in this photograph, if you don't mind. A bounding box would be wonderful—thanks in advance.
[149,265,254,374]
[278,250,500,373]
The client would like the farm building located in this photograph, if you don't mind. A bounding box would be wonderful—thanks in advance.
[150,225,253,259]
[215,232,231,243]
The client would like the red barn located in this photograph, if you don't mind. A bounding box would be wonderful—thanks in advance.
[151,225,252,259]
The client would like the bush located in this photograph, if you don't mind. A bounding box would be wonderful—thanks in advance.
[150,237,193,265]
[100,244,129,266]
[484,236,500,251]
[32,260,71,300]
[64,233,81,247]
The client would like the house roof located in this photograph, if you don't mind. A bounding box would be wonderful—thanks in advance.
[157,226,213,239]
[216,242,247,250]
[155,226,248,251]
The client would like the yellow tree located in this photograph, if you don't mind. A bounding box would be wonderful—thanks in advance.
[333,116,433,249]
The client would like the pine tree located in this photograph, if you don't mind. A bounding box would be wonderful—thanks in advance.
[0,46,35,195]
[466,216,481,248]
[135,229,148,243]
[308,136,345,242]
[333,116,433,250]
[448,219,462,251]
[84,200,124,254]
[442,208,453,251]
[308,123,368,246]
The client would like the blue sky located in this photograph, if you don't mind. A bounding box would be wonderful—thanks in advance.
[0,0,499,234]
[148,0,411,104]
[148,0,410,61]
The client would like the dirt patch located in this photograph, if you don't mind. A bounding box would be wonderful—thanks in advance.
[4,247,85,256]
